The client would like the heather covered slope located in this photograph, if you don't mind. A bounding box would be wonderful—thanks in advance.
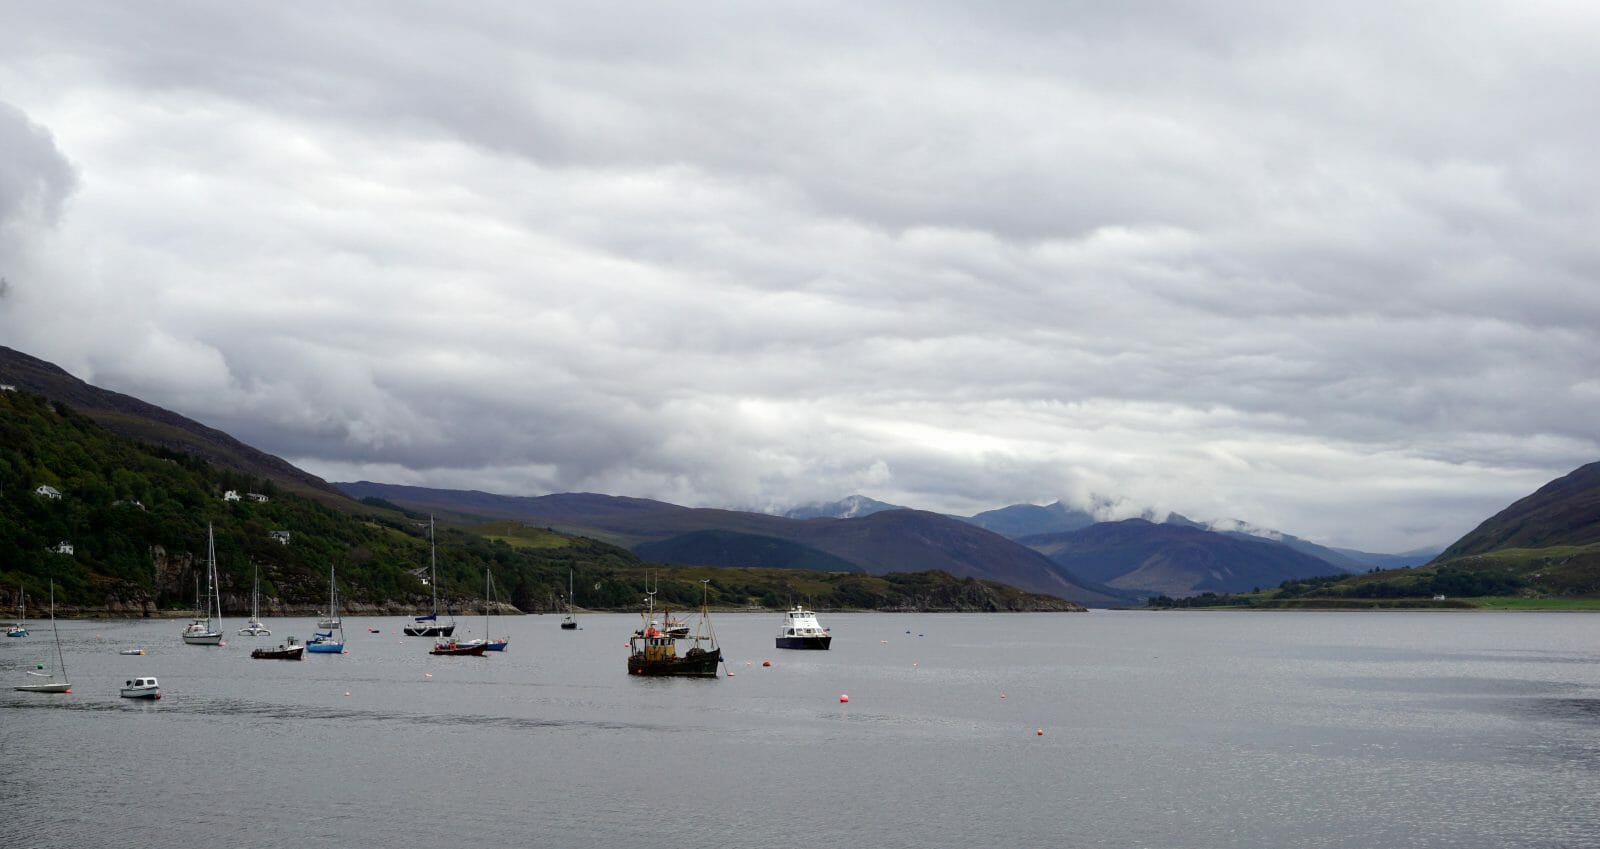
[1438,461,1600,558]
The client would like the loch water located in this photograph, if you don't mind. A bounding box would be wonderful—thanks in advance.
[3,610,1599,848]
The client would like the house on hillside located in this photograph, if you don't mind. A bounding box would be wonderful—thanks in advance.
[223,490,241,502]
[247,493,269,503]
[52,541,74,555]
[35,485,62,499]
[269,530,291,545]
[0,383,16,391]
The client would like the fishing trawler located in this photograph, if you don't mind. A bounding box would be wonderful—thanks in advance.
[627,578,721,678]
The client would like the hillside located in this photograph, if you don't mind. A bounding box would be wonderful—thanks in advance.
[1158,461,1600,607]
[0,387,659,613]
[1023,519,1344,597]
[337,482,1128,605]
[635,530,864,572]
[0,345,347,507]
[1439,461,1600,558]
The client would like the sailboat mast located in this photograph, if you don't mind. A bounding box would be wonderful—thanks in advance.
[429,515,438,616]
[50,579,64,677]
[205,523,217,622]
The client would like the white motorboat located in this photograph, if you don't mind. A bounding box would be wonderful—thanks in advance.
[120,677,161,700]
[775,605,832,650]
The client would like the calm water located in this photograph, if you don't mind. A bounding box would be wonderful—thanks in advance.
[3,611,1599,848]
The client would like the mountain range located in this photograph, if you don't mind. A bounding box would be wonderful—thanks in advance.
[336,482,1129,606]
[1,344,1454,605]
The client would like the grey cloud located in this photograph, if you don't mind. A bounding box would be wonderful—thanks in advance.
[1,2,1597,552]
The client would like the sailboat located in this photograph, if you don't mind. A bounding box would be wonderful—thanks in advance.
[6,586,27,637]
[403,516,455,637]
[306,564,345,653]
[447,568,508,652]
[481,569,508,651]
[181,524,225,645]
[15,579,69,693]
[238,562,271,636]
[560,569,578,630]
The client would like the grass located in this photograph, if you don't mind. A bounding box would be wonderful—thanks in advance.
[475,521,575,550]
[1460,596,1600,610]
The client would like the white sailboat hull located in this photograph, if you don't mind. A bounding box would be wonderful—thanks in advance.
[15,681,70,693]
[182,631,223,645]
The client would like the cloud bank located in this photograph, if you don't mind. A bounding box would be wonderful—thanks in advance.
[2,1,1597,551]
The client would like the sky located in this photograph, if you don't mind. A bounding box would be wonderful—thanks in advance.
[2,2,1597,552]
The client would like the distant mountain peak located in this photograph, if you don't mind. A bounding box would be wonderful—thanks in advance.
[780,494,905,520]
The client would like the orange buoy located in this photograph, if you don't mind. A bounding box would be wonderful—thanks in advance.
[839,694,849,703]
[762,660,771,667]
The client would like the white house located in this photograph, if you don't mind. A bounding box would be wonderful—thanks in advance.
[247,493,270,503]
[223,490,241,502]
[53,541,74,555]
[269,530,291,545]
[35,485,62,500]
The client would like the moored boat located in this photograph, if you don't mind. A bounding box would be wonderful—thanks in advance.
[430,638,487,656]
[14,579,70,694]
[661,613,690,639]
[181,524,225,646]
[404,517,456,637]
[305,565,345,654]
[238,562,271,636]
[775,605,832,650]
[251,636,304,660]
[627,578,722,678]
[479,568,509,652]
[120,677,161,699]
[6,586,27,637]
[560,568,578,630]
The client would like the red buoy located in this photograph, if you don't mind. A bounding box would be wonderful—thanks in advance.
[1036,728,1044,736]
[839,694,849,703]
[762,660,771,667]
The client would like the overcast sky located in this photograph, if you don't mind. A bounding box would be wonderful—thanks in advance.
[3,2,1597,551]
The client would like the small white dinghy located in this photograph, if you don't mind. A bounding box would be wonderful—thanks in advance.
[120,677,161,700]
[119,648,146,656]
